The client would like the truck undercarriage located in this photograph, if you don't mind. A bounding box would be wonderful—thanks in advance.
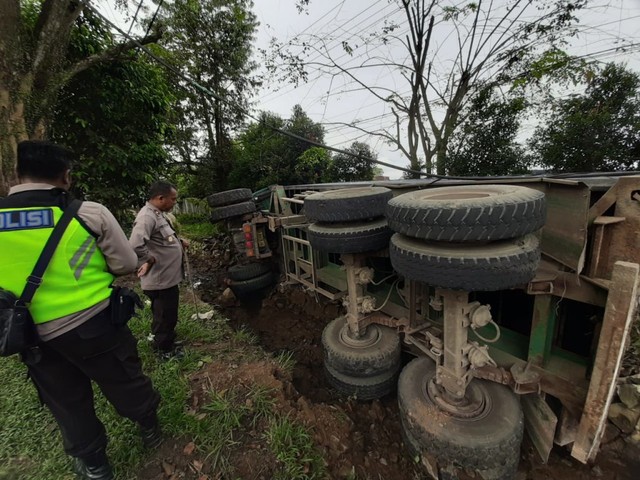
[208,173,640,479]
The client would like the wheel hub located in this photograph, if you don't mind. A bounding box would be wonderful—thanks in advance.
[340,324,380,348]
[425,379,491,419]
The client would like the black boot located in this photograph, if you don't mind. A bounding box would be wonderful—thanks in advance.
[72,455,113,480]
[139,422,164,449]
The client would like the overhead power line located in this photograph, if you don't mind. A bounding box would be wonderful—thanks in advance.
[84,2,433,178]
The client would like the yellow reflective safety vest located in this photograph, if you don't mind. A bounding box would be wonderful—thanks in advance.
[0,194,113,324]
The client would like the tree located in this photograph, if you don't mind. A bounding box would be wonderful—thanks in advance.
[295,147,334,184]
[49,51,174,220]
[447,86,529,176]
[229,105,327,190]
[273,0,585,175]
[331,142,377,182]
[160,0,259,192]
[227,111,288,191]
[0,0,161,195]
[531,63,640,172]
[281,105,326,184]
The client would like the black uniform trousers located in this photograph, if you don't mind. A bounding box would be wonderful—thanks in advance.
[26,308,160,460]
[143,285,179,352]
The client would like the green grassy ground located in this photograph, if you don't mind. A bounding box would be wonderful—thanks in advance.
[0,290,326,480]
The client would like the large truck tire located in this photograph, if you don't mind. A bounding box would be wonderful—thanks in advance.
[228,271,275,297]
[386,185,546,242]
[401,419,519,480]
[304,187,393,222]
[398,357,523,475]
[307,218,392,254]
[206,188,253,208]
[210,201,256,222]
[228,262,272,281]
[324,363,398,401]
[390,233,540,291]
[322,317,401,377]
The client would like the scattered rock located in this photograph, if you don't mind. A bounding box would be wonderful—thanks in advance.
[609,403,640,434]
[618,383,640,409]
[217,288,236,307]
[620,373,640,385]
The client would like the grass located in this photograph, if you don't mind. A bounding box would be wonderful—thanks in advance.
[175,213,220,242]
[0,276,326,480]
[265,415,327,480]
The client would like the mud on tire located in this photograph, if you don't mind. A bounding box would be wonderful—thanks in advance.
[390,233,540,291]
[386,185,546,242]
[322,317,401,377]
[401,421,519,480]
[304,187,393,222]
[398,357,523,474]
[325,363,398,401]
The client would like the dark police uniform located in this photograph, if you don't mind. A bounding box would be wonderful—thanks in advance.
[0,184,160,465]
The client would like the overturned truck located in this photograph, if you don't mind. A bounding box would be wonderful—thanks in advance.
[207,173,640,479]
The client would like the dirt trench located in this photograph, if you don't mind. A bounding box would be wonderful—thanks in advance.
[194,274,637,480]
[187,231,637,480]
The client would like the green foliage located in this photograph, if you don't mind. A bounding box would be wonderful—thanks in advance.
[265,416,327,480]
[273,351,297,375]
[178,221,220,241]
[49,17,175,219]
[510,48,593,91]
[0,292,328,479]
[283,105,327,184]
[447,86,530,176]
[295,147,334,184]
[330,141,377,182]
[229,105,327,190]
[161,0,260,195]
[176,212,210,225]
[228,112,288,191]
[531,63,640,172]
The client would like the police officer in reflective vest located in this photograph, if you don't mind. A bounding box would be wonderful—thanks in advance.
[0,141,161,480]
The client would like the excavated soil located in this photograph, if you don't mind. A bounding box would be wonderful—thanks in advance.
[146,238,639,480]
[211,285,638,480]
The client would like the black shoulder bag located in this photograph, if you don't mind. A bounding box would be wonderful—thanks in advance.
[0,199,82,357]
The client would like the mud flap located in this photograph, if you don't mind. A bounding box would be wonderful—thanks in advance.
[522,393,557,463]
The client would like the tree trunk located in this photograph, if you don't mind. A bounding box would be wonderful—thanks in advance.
[0,90,30,195]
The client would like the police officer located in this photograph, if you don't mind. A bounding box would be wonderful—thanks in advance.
[0,141,161,480]
[129,181,187,359]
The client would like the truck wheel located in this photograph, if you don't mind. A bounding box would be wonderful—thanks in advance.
[398,357,523,475]
[206,188,253,208]
[304,187,393,222]
[322,317,401,377]
[308,218,392,254]
[390,233,540,291]
[325,363,398,401]
[386,185,545,242]
[210,201,256,222]
[401,420,519,480]
[228,262,271,281]
[229,271,275,297]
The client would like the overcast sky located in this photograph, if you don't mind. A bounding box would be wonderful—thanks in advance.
[100,1,640,180]
[251,0,640,179]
